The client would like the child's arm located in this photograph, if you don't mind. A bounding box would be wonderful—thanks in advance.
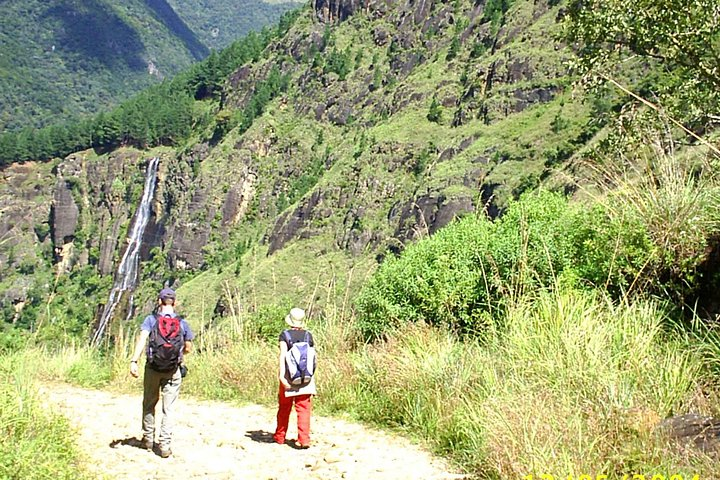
[278,340,291,388]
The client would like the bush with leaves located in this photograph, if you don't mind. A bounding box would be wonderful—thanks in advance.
[427,98,442,123]
[357,191,589,339]
[355,187,712,340]
[357,214,497,339]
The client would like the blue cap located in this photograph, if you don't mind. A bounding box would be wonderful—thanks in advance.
[159,288,176,300]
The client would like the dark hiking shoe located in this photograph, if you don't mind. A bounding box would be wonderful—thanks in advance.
[159,447,172,458]
[141,438,153,450]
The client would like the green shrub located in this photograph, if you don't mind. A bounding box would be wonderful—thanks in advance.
[356,190,666,339]
[0,326,28,353]
[356,213,496,339]
[569,204,656,294]
[241,300,294,342]
[427,97,442,123]
[598,145,720,300]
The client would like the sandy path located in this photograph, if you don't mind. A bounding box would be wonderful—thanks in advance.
[42,383,463,480]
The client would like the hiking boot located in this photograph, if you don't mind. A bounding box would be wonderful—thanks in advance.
[296,440,310,449]
[159,447,172,458]
[141,437,153,450]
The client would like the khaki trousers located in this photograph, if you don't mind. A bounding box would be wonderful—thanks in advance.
[142,365,182,449]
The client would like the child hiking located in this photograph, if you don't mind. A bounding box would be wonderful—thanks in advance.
[273,307,317,448]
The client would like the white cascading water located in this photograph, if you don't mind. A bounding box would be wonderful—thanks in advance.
[91,157,159,345]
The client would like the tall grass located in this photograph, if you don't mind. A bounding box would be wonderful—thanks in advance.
[475,290,706,478]
[15,283,720,478]
[587,130,720,298]
[36,287,719,477]
[0,351,91,479]
[312,289,717,477]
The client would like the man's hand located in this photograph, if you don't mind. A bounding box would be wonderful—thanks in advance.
[130,361,139,378]
[280,377,291,389]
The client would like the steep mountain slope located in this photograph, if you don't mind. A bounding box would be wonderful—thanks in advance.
[0,0,600,338]
[0,0,297,132]
[169,0,596,320]
[166,0,303,50]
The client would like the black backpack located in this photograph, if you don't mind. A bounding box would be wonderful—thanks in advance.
[148,313,184,372]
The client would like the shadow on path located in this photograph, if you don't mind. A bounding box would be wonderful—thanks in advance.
[245,430,310,450]
[110,437,167,457]
[110,437,146,450]
[245,430,276,444]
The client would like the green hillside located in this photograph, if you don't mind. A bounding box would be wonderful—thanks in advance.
[0,0,298,132]
[3,0,717,327]
[2,0,720,476]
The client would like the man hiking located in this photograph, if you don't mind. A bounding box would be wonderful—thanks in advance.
[129,287,194,458]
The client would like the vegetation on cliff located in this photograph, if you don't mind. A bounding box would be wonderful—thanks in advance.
[2,0,720,476]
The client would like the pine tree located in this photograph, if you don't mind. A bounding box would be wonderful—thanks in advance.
[446,37,460,61]
[0,133,18,165]
[427,98,442,123]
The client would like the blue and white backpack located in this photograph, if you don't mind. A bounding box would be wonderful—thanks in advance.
[282,330,316,386]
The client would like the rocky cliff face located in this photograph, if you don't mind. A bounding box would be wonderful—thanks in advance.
[50,179,79,249]
[0,163,54,312]
[313,0,368,23]
[0,151,165,316]
[217,0,572,259]
[140,0,587,323]
[1,0,595,327]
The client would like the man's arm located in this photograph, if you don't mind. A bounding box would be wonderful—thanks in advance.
[129,330,150,378]
[182,320,195,355]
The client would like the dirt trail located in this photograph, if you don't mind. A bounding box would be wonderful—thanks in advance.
[43,383,463,480]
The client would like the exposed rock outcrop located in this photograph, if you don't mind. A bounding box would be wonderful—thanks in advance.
[266,190,323,255]
[658,414,720,455]
[51,179,79,247]
[314,0,368,23]
[222,172,257,227]
[390,195,475,247]
[168,185,214,270]
[0,163,53,281]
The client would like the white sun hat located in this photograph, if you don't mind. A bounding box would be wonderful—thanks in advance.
[285,307,306,328]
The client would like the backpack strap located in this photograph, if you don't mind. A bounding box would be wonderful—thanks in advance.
[282,330,293,348]
[177,316,186,338]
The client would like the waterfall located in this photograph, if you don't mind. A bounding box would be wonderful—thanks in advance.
[91,157,159,346]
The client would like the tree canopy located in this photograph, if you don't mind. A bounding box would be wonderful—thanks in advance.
[564,0,720,126]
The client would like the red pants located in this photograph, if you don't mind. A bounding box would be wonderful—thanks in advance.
[273,384,312,445]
